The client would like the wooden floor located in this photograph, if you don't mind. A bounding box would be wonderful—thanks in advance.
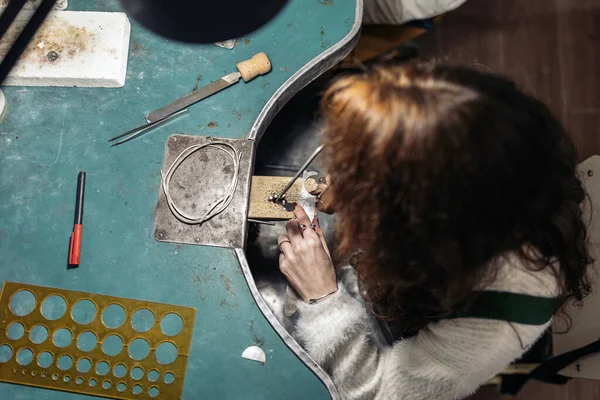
[414,0,600,398]
[416,0,600,163]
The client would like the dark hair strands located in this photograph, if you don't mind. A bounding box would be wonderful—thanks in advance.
[321,62,592,336]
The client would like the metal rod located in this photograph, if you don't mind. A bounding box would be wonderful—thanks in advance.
[257,163,302,172]
[247,219,276,226]
[271,144,324,202]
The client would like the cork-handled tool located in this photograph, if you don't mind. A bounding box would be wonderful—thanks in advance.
[146,52,271,123]
[109,53,271,146]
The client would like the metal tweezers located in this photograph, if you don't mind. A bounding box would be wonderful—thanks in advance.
[108,109,187,147]
[109,71,241,146]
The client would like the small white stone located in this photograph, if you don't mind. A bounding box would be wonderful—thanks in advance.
[241,346,266,364]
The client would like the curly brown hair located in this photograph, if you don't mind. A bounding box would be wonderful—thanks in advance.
[320,62,592,335]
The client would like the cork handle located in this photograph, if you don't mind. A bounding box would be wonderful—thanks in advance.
[236,52,272,83]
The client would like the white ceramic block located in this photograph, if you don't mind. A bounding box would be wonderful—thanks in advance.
[0,11,131,87]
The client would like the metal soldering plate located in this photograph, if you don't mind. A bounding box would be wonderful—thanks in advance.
[153,134,253,248]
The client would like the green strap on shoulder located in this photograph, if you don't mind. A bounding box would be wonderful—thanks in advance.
[451,291,562,325]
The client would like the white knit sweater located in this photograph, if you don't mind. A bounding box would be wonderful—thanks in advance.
[294,252,559,399]
[363,0,468,25]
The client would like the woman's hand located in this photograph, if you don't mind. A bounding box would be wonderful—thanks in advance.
[278,205,337,303]
[310,175,336,214]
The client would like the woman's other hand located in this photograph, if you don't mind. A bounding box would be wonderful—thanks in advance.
[310,175,336,214]
[278,205,337,303]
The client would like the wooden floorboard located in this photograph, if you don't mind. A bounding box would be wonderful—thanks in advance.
[416,0,600,162]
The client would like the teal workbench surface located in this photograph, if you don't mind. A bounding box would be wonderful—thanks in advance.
[0,0,361,399]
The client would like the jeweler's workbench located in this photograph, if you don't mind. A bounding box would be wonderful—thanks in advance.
[0,0,361,399]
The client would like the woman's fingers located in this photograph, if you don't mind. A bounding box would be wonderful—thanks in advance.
[293,205,320,238]
[309,175,330,195]
[279,252,292,277]
[311,175,336,214]
[293,204,313,227]
[316,187,335,214]
[312,216,331,257]
[286,219,302,244]
[277,205,337,302]
[312,216,324,236]
[277,234,293,256]
[279,252,286,267]
[313,217,327,247]
[287,205,319,247]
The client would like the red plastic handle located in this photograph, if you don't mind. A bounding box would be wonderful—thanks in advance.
[68,224,82,265]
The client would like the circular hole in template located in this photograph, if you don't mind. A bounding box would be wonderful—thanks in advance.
[155,342,178,365]
[77,358,92,373]
[71,299,97,325]
[102,334,123,357]
[41,295,67,321]
[128,338,150,361]
[37,351,54,368]
[130,367,143,381]
[31,371,37,377]
[117,382,126,392]
[160,313,183,337]
[53,328,72,348]
[6,322,25,340]
[9,290,36,317]
[149,386,159,398]
[89,378,97,387]
[163,372,175,385]
[58,354,73,371]
[96,361,110,376]
[64,375,71,383]
[76,376,83,385]
[52,373,59,381]
[77,331,97,352]
[102,304,126,329]
[132,384,142,395]
[113,363,127,378]
[131,308,155,333]
[29,324,49,344]
[16,348,33,366]
[0,344,13,363]
[147,369,159,382]
[102,380,111,390]
[41,372,47,379]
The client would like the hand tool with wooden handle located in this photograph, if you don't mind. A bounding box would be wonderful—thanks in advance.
[146,52,272,123]
[108,52,271,146]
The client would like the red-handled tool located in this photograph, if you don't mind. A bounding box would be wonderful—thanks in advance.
[68,171,86,267]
